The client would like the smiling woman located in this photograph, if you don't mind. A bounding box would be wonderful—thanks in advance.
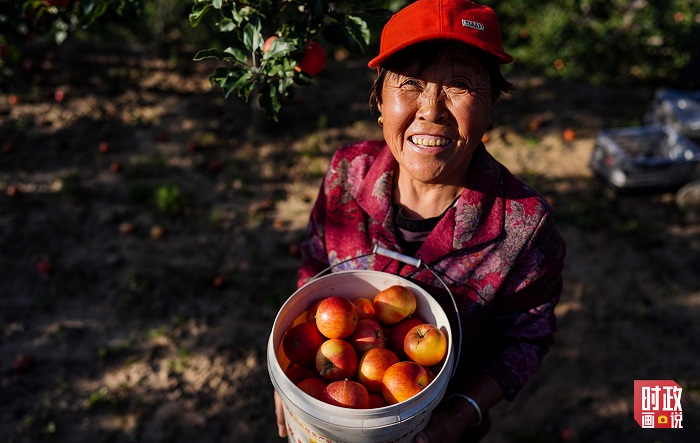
[275,1,566,442]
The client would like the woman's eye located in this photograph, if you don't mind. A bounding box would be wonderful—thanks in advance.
[451,80,472,89]
[401,78,420,88]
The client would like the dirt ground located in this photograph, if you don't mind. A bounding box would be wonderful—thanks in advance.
[1,41,698,443]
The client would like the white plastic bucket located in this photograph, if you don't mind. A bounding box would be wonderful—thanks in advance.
[267,270,455,443]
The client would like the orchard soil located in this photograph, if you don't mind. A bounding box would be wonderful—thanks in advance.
[1,41,699,443]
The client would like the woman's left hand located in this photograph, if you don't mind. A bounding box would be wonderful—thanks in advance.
[415,399,470,443]
[274,391,287,437]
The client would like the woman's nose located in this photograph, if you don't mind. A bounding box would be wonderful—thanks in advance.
[416,84,449,122]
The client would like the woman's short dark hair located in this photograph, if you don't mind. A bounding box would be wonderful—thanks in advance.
[369,40,514,114]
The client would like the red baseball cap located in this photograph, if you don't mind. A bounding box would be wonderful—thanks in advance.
[368,0,513,68]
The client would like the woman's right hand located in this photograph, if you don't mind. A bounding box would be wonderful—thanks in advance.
[274,391,287,438]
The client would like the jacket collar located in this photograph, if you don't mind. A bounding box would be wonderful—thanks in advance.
[355,143,505,268]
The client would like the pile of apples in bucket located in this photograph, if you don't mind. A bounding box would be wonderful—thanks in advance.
[279,285,448,409]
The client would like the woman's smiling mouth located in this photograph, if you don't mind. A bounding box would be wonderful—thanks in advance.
[408,135,453,151]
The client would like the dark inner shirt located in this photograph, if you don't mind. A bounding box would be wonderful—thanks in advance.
[393,198,457,257]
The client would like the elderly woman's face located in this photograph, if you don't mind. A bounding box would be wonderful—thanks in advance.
[379,47,493,186]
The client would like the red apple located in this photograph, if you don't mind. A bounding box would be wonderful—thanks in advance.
[98,140,110,154]
[357,347,399,393]
[404,324,448,367]
[373,285,416,325]
[319,380,370,409]
[6,185,20,197]
[212,275,228,288]
[284,363,317,385]
[109,161,122,173]
[305,298,325,326]
[7,95,19,106]
[118,221,135,235]
[12,354,34,373]
[36,259,54,277]
[283,322,326,367]
[315,338,358,382]
[263,36,278,53]
[294,41,326,76]
[54,88,66,102]
[381,361,428,405]
[387,316,423,360]
[297,376,328,400]
[150,225,166,240]
[348,318,385,356]
[562,128,576,142]
[354,297,376,320]
[368,393,388,409]
[315,296,358,339]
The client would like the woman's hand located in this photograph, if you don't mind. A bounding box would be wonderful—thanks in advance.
[414,397,472,443]
[274,391,287,438]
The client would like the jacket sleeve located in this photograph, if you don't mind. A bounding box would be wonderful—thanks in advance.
[297,177,332,288]
[480,213,566,400]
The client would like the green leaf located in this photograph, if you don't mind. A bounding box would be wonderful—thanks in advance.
[189,2,212,27]
[262,38,296,60]
[193,48,227,61]
[220,70,253,99]
[224,43,249,64]
[258,82,282,120]
[212,0,222,9]
[79,0,110,28]
[242,19,263,53]
[345,15,371,47]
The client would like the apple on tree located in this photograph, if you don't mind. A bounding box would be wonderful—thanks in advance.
[316,338,358,382]
[319,380,370,409]
[404,324,448,367]
[294,41,327,77]
[373,285,416,325]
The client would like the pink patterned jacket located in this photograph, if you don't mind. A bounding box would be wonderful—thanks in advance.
[298,140,566,399]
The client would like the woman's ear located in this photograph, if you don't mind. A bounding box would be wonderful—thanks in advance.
[376,101,383,115]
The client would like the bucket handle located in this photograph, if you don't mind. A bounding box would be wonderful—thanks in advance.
[310,245,462,379]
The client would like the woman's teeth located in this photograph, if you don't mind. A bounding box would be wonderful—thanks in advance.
[410,136,450,147]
